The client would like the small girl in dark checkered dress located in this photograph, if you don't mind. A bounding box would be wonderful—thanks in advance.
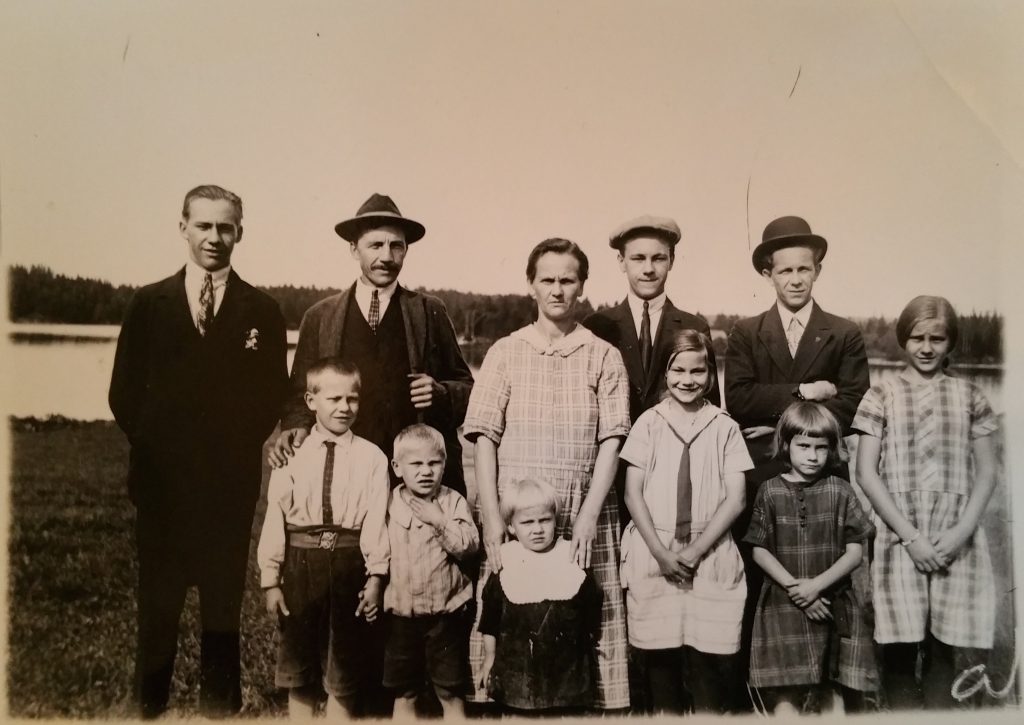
[744,402,875,715]
[853,296,1000,710]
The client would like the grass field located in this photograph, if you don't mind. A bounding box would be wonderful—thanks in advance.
[6,419,1019,717]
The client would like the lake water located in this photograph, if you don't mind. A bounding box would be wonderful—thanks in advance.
[3,323,1005,421]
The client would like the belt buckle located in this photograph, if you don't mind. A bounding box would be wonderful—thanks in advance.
[318,531,337,550]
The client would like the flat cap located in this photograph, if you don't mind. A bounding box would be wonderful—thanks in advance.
[609,214,681,250]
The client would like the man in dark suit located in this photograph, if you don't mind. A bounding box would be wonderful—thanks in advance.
[583,214,717,426]
[109,185,288,718]
[583,215,716,714]
[725,215,869,482]
[269,193,474,496]
[725,215,870,707]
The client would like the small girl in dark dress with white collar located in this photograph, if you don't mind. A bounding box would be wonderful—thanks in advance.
[475,478,602,715]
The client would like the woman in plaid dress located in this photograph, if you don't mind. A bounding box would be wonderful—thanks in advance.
[744,402,876,714]
[854,296,999,710]
[463,238,632,711]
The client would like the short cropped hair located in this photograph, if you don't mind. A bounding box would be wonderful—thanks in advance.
[499,478,559,526]
[664,329,719,402]
[895,295,959,351]
[181,184,243,223]
[771,402,847,470]
[393,423,447,462]
[305,357,361,394]
[525,238,590,283]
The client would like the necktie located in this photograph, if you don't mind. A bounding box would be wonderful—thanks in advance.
[675,439,692,541]
[196,273,215,336]
[787,315,803,357]
[368,290,380,332]
[322,441,336,525]
[640,300,653,376]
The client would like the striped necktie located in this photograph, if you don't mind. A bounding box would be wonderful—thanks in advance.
[786,315,803,357]
[368,290,380,332]
[196,273,215,336]
[322,441,336,525]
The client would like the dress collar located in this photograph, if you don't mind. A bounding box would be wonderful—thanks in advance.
[511,323,593,357]
[497,539,586,604]
[652,398,721,444]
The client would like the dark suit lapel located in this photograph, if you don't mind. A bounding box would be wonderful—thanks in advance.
[398,285,426,374]
[158,267,201,342]
[319,284,354,357]
[646,300,679,398]
[613,300,646,390]
[791,303,834,382]
[758,305,795,377]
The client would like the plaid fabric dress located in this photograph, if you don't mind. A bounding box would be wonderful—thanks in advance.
[852,371,999,648]
[463,324,632,709]
[743,475,876,690]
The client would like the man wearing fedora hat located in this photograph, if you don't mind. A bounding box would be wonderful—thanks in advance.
[270,193,473,496]
[724,215,869,478]
[724,215,870,708]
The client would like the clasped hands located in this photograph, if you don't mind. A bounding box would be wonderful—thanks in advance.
[785,578,832,622]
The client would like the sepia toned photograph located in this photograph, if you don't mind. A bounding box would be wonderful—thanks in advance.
[2,0,1021,720]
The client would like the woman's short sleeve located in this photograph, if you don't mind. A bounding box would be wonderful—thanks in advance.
[742,482,775,550]
[852,385,886,438]
[841,486,875,545]
[721,417,755,474]
[596,345,631,442]
[969,383,999,439]
[619,410,653,469]
[463,340,512,445]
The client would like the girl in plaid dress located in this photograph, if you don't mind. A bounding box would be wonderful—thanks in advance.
[744,402,875,715]
[619,330,752,714]
[464,238,632,711]
[853,296,999,709]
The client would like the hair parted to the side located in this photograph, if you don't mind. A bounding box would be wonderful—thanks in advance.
[499,478,560,525]
[393,423,447,462]
[663,329,719,403]
[305,357,361,394]
[771,401,848,469]
[181,184,243,223]
[896,295,959,354]
[525,238,590,283]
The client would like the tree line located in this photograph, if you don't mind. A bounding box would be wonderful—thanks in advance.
[8,265,1003,364]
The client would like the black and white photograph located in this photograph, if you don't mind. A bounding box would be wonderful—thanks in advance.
[2,0,1021,720]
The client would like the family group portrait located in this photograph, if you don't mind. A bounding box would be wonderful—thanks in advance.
[2,1,1021,722]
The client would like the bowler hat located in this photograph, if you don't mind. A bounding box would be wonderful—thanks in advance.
[609,214,681,250]
[751,216,827,272]
[334,193,426,243]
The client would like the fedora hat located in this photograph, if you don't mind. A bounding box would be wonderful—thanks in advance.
[609,214,681,250]
[751,215,827,272]
[334,193,426,243]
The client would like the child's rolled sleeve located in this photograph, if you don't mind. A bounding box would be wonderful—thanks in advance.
[257,467,290,588]
[361,453,391,577]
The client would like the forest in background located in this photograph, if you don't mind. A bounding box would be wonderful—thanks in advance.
[8,265,1004,365]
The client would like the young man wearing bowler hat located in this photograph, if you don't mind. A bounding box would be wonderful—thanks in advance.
[725,215,870,709]
[583,215,715,714]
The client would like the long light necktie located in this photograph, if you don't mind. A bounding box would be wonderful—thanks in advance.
[196,273,215,336]
[368,290,380,332]
[787,315,803,357]
[322,441,336,525]
[640,300,653,376]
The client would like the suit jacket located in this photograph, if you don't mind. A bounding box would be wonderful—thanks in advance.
[724,302,869,467]
[583,299,718,422]
[109,268,289,523]
[281,283,474,492]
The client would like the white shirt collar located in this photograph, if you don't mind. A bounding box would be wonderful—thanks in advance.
[185,259,230,288]
[355,277,398,307]
[626,290,666,319]
[307,423,354,450]
[777,298,814,330]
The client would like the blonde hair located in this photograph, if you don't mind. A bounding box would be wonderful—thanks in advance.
[499,479,559,525]
[393,423,447,463]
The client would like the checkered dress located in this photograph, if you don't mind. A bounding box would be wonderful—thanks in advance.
[852,372,999,648]
[463,325,632,709]
[743,475,876,690]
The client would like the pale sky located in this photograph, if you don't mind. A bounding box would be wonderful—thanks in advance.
[2,0,1023,319]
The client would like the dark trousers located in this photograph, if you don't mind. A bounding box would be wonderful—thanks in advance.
[134,500,254,719]
[639,646,740,714]
[881,635,991,710]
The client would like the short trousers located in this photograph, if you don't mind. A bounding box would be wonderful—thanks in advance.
[275,537,371,698]
[382,604,474,696]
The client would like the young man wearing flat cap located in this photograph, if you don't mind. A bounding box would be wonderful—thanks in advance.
[584,215,715,714]
[725,215,871,708]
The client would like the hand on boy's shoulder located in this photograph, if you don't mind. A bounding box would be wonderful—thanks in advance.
[268,427,309,468]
